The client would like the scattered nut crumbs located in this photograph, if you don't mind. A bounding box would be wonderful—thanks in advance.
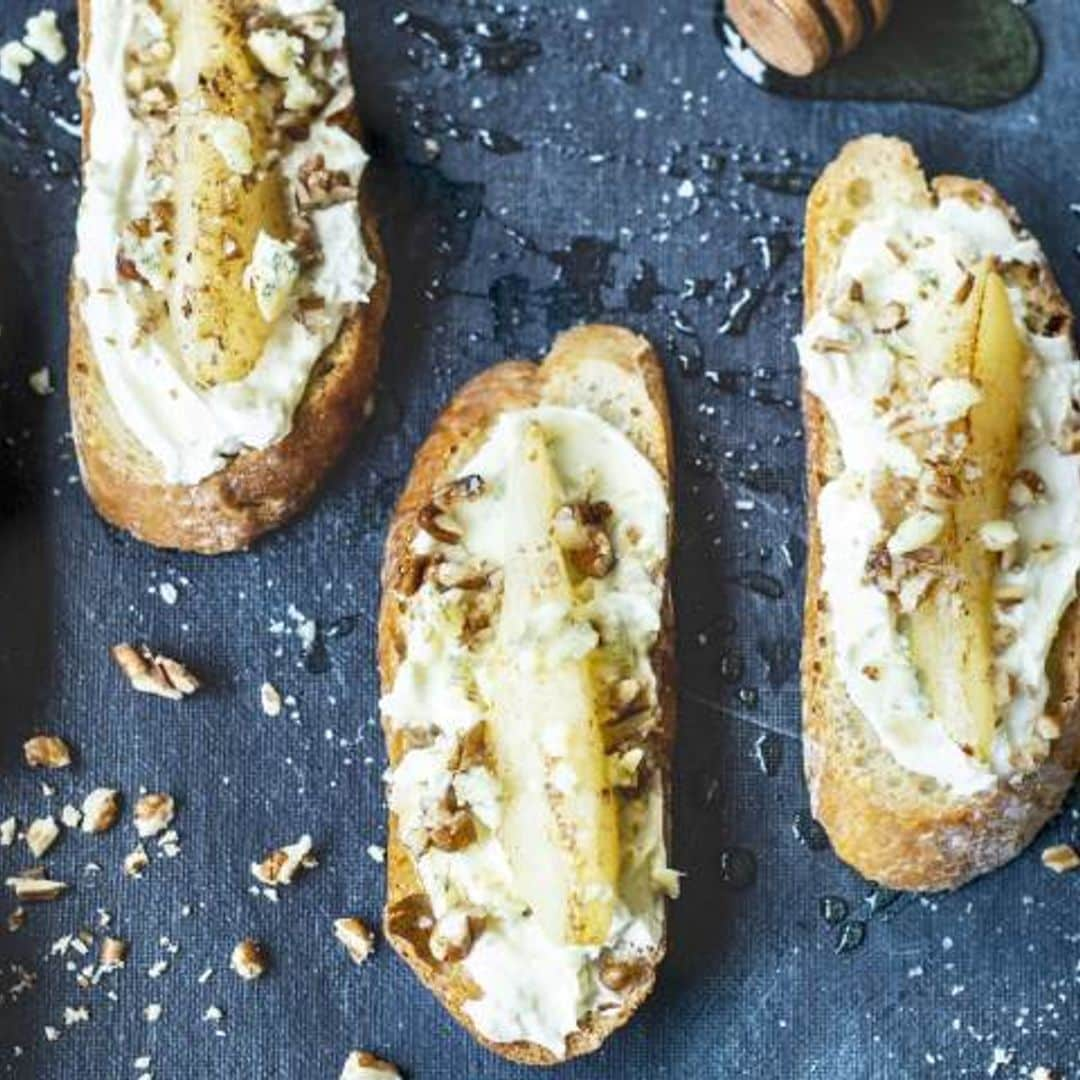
[260,681,283,717]
[340,1052,401,1079]
[6,874,68,902]
[81,788,121,834]
[230,938,268,981]
[25,816,60,858]
[23,734,72,769]
[1041,843,1080,874]
[111,643,200,700]
[123,844,150,878]
[133,793,175,838]
[333,918,374,966]
[251,834,315,886]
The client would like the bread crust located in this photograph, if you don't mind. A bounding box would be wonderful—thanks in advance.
[68,0,390,554]
[377,325,675,1064]
[801,135,1080,891]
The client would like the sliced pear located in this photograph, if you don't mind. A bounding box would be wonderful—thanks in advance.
[907,270,1024,759]
[488,421,618,946]
[171,0,289,387]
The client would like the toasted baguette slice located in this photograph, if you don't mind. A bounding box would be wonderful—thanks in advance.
[378,325,675,1064]
[69,0,389,554]
[802,135,1080,891]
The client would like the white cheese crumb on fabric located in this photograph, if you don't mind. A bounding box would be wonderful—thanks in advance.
[365,844,385,864]
[28,367,53,395]
[0,41,35,85]
[24,10,66,64]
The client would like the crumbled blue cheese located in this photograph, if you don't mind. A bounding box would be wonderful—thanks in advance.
[243,232,301,322]
[248,28,305,78]
[206,116,254,175]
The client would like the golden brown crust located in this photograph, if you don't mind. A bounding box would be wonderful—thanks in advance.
[377,325,674,1064]
[801,135,1080,891]
[68,0,389,554]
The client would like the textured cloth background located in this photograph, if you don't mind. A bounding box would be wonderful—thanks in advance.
[1,1,1079,1077]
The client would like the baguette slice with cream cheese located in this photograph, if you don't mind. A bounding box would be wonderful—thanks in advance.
[378,325,676,1063]
[69,0,389,554]
[801,136,1080,890]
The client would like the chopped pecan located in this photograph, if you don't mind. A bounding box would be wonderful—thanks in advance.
[296,153,357,209]
[431,558,491,592]
[23,735,72,769]
[230,938,268,980]
[111,643,200,700]
[385,893,436,962]
[449,723,489,772]
[424,791,477,852]
[333,917,375,966]
[598,953,648,993]
[429,908,485,964]
[553,501,616,578]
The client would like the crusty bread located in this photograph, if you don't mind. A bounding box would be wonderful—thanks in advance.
[802,135,1080,891]
[68,0,390,554]
[377,325,675,1064]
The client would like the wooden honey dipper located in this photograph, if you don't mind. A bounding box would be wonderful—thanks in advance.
[726,0,894,77]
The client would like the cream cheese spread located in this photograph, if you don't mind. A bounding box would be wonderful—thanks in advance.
[799,196,1080,792]
[74,0,376,485]
[381,404,673,1056]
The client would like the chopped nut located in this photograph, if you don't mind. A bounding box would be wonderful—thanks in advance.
[251,834,315,886]
[431,558,492,591]
[111,643,200,700]
[23,734,72,769]
[230,938,268,981]
[123,844,150,878]
[598,953,647,993]
[979,519,1019,552]
[953,269,976,305]
[424,793,477,853]
[25,817,60,859]
[884,238,909,264]
[340,1052,401,1080]
[417,503,462,544]
[81,789,121,834]
[873,300,909,333]
[99,937,127,969]
[887,511,945,557]
[296,153,357,209]
[428,908,483,964]
[385,894,435,960]
[449,722,489,772]
[1041,843,1080,874]
[1009,469,1047,509]
[133,794,175,839]
[260,682,283,717]
[552,501,616,578]
[811,336,855,354]
[333,917,374,966]
[6,874,68,902]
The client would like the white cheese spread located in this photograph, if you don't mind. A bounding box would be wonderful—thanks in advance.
[800,196,1080,792]
[74,0,376,485]
[381,404,672,1056]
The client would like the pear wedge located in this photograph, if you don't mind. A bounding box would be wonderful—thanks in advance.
[908,270,1025,760]
[171,0,289,387]
[488,421,619,946]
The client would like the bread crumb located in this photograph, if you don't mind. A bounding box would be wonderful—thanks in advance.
[230,939,267,981]
[81,788,121,834]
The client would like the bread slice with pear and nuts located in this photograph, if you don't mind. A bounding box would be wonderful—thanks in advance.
[802,135,1080,891]
[69,0,389,554]
[377,325,676,1064]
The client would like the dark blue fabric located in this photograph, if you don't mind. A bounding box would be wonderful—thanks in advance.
[1,1,1079,1077]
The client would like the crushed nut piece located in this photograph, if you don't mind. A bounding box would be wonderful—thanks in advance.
[598,953,647,993]
[123,844,150,878]
[230,938,268,981]
[340,1052,401,1079]
[1041,843,1080,874]
[100,937,127,969]
[424,793,477,853]
[552,501,616,578]
[429,908,483,964]
[6,874,68,902]
[81,789,121,834]
[251,834,315,886]
[133,794,175,839]
[111,643,200,700]
[260,682,283,717]
[333,917,374,966]
[23,734,72,769]
[953,269,976,305]
[25,817,60,859]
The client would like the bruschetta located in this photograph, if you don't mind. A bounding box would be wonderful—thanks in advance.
[69,0,389,553]
[378,325,677,1062]
[800,136,1080,890]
